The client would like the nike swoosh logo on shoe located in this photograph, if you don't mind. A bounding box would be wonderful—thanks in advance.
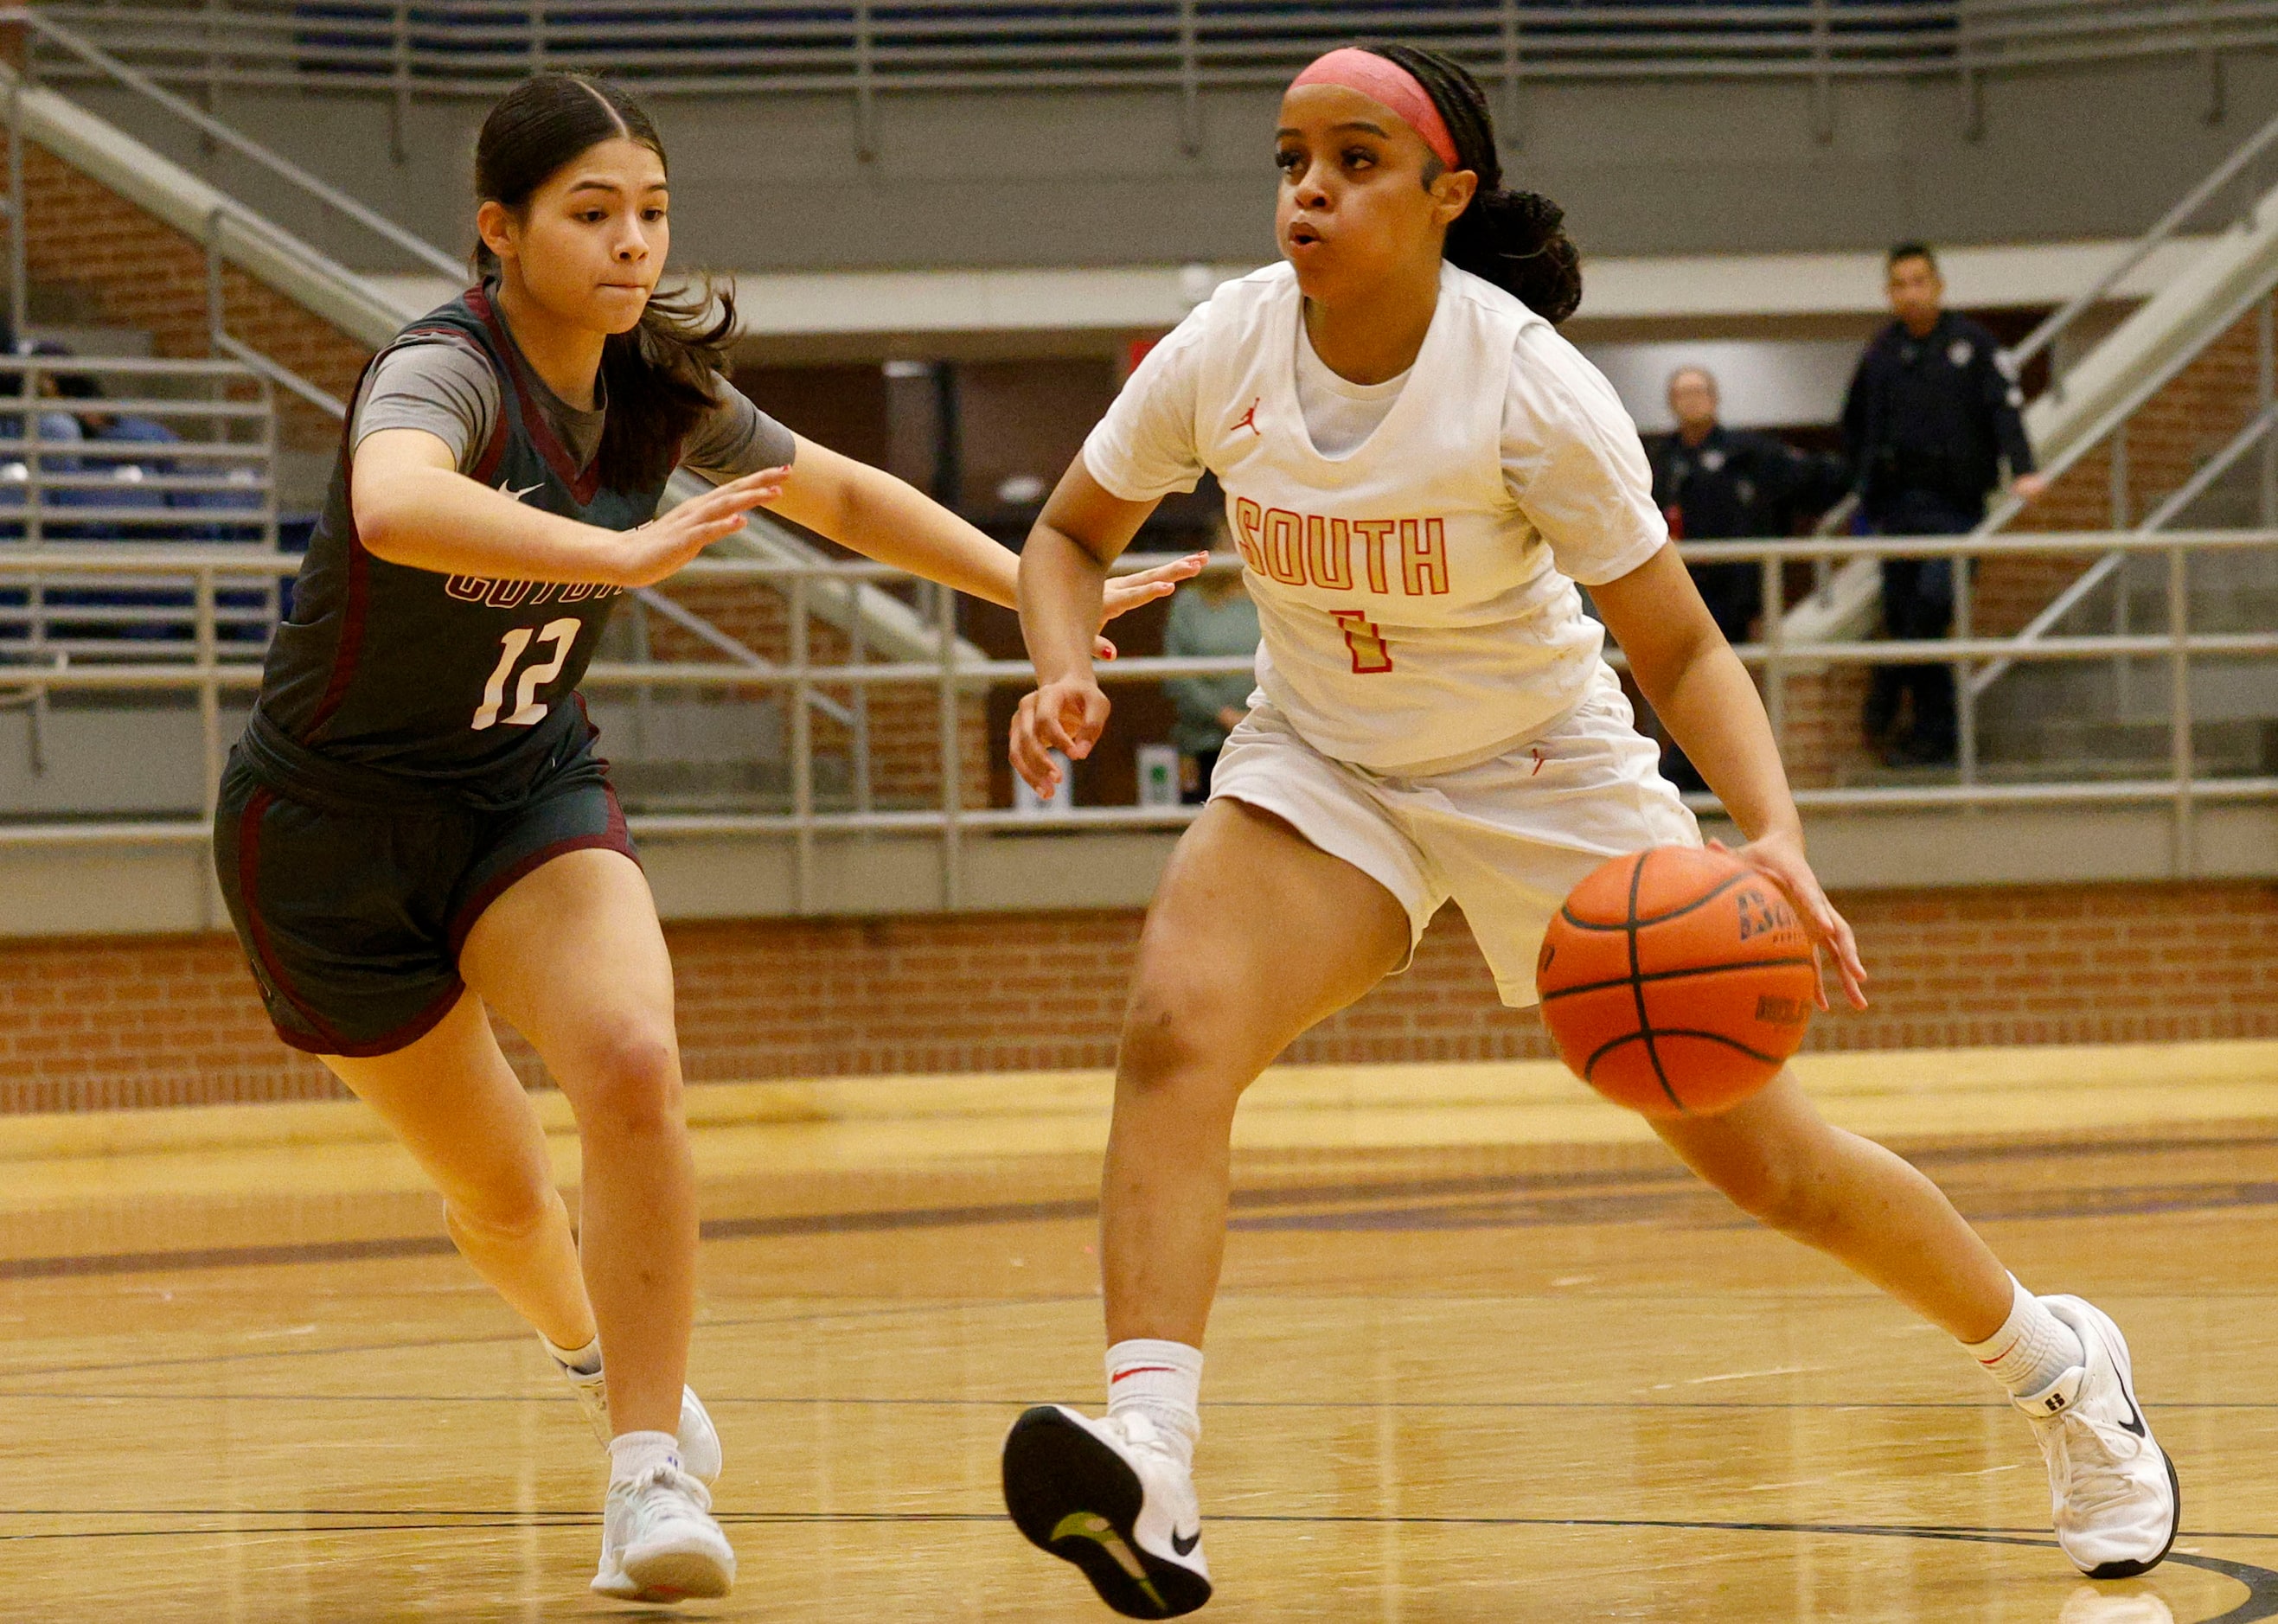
[2115,1383,2147,1438]
[1171,1528,1200,1557]
[1050,1513,1167,1612]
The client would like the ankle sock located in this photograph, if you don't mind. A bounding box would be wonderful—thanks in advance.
[607,1429,681,1485]
[543,1334,603,1378]
[1106,1339,1203,1467]
[1965,1277,2085,1401]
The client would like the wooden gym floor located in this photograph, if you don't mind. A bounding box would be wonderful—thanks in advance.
[3,1039,2277,1621]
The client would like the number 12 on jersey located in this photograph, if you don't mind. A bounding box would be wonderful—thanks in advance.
[473,617,580,731]
[1332,610,1393,675]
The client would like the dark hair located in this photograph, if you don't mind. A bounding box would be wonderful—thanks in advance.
[1888,241,1939,272]
[473,73,735,489]
[1353,42,1582,325]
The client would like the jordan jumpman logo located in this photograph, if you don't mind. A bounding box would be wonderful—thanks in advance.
[1232,397,1263,437]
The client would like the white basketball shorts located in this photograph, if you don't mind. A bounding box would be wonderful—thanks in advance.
[1207,663,1702,1008]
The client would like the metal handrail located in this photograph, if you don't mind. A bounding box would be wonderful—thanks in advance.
[23,0,2277,102]
[7,9,464,280]
[0,534,2268,895]
[2007,101,2278,380]
[0,353,278,565]
[1967,400,2278,696]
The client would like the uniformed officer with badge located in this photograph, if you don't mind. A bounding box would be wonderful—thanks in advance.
[1841,243,2046,766]
[1648,365,1850,788]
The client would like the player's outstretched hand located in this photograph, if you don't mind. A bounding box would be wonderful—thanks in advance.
[1010,676,1110,798]
[1091,553,1206,661]
[1101,553,1206,624]
[609,468,789,588]
[1713,831,1869,1012]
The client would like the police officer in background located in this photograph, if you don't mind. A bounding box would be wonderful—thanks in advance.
[1843,243,2048,766]
[1648,365,1847,788]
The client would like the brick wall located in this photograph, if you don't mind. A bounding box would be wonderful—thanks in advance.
[641,576,992,809]
[1,129,376,451]
[3,879,2269,1114]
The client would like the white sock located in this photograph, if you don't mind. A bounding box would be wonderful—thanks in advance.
[1964,1277,2085,1401]
[1106,1339,1203,1468]
[607,1429,681,1485]
[543,1334,603,1378]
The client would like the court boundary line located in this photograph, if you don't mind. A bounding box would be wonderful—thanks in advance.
[0,1510,2269,1619]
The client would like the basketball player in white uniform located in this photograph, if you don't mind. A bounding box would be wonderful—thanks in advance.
[995,43,2177,1619]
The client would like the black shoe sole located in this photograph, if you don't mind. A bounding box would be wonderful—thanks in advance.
[1002,1406,1213,1619]
[2083,1447,2181,1580]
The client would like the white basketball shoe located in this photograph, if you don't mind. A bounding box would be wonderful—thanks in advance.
[2017,1295,2179,1578]
[558,1355,724,1486]
[1002,1405,1213,1619]
[591,1458,736,1602]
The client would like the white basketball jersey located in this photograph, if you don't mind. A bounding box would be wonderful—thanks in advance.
[1128,260,1648,776]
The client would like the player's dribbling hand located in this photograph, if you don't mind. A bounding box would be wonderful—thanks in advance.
[1712,830,1870,1012]
[608,467,789,587]
[1011,677,1110,797]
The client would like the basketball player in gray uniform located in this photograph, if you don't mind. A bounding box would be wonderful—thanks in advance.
[214,72,1194,1604]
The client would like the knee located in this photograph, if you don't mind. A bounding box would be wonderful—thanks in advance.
[445,1182,561,1247]
[571,1024,683,1142]
[1116,976,1242,1112]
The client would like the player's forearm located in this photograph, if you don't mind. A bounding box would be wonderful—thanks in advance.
[1019,526,1110,686]
[769,445,1019,611]
[355,464,630,583]
[813,460,1020,610]
[1641,638,1804,845]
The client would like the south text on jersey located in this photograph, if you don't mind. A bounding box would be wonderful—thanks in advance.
[1232,498,1451,597]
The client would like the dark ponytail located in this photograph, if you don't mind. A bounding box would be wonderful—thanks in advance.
[1356,42,1583,326]
[473,73,735,489]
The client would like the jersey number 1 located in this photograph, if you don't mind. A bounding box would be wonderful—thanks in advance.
[473,617,579,732]
[1332,611,1393,675]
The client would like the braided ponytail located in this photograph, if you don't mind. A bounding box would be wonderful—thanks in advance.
[1357,42,1583,326]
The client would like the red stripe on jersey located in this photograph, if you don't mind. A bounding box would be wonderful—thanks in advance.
[469,285,602,504]
[445,786,640,959]
[303,521,371,738]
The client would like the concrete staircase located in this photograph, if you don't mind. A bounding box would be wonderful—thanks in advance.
[1783,133,2278,789]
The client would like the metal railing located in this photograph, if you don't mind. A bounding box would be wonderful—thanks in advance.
[0,353,278,684]
[2007,103,2278,393]
[1800,57,2278,643]
[1,528,2269,898]
[18,0,2270,150]
[1,7,463,419]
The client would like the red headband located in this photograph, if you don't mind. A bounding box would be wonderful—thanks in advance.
[1289,48,1461,172]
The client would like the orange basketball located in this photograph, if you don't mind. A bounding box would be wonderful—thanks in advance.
[1534,846,1817,1117]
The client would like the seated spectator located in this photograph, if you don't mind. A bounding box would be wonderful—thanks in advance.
[30,359,197,645]
[1646,364,1847,789]
[52,371,176,538]
[0,342,86,514]
[1161,519,1259,803]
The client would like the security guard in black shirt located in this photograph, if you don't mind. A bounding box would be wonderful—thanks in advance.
[1650,366,1849,641]
[1842,242,2047,765]
[1648,366,1847,790]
